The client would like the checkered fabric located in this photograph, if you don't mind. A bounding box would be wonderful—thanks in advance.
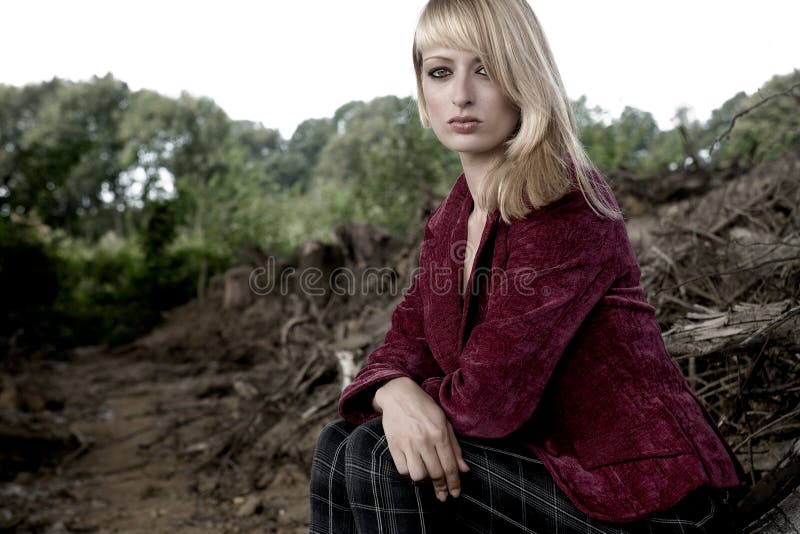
[309,416,740,533]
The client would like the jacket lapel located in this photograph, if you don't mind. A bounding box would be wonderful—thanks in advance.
[457,204,499,352]
[426,174,501,370]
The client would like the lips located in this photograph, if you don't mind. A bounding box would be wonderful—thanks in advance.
[449,116,480,124]
[449,116,480,133]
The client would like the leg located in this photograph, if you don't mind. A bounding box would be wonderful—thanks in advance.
[309,418,359,534]
[344,416,452,533]
[450,435,631,533]
[452,434,738,534]
[631,486,741,534]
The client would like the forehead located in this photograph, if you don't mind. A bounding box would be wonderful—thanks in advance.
[421,48,482,64]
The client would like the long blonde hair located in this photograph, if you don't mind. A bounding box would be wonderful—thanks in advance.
[412,0,622,223]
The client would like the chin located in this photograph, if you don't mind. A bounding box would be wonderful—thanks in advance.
[446,140,498,155]
[439,134,481,149]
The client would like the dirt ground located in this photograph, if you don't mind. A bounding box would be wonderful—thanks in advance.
[1,344,320,533]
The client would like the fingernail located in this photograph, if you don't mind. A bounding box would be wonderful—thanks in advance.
[451,489,460,498]
[438,491,447,502]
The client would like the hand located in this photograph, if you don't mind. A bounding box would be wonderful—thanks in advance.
[374,377,470,502]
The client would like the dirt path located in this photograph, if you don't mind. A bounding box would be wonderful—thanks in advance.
[1,347,313,533]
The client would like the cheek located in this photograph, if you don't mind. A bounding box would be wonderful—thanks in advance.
[423,92,446,118]
[499,103,520,132]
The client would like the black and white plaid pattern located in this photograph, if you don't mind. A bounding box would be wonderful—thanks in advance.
[309,417,739,533]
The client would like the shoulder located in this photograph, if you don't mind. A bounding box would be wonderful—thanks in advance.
[425,173,468,238]
[426,201,445,236]
[507,169,626,264]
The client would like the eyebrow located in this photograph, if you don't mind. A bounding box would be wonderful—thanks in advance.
[422,55,482,64]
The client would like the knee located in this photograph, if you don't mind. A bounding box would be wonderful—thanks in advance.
[313,418,356,463]
[344,416,387,465]
[344,417,422,492]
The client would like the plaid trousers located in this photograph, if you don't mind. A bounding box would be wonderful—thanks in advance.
[309,416,740,534]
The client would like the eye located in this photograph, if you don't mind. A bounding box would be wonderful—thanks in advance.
[427,67,450,79]
[477,65,489,76]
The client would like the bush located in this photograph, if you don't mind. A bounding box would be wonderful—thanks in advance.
[0,219,231,350]
[0,220,61,342]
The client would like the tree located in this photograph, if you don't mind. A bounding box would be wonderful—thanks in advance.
[704,71,800,171]
[574,95,617,171]
[3,75,129,237]
[311,96,459,237]
[613,106,659,171]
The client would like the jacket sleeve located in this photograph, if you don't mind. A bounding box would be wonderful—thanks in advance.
[338,213,444,425]
[421,205,623,438]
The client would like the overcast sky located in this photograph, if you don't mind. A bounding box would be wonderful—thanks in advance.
[3,1,798,139]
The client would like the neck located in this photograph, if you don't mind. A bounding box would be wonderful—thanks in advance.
[459,148,502,215]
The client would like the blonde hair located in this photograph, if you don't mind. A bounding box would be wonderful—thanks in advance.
[412,0,622,223]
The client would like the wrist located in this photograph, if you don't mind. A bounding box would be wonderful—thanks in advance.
[374,376,414,412]
[372,388,383,412]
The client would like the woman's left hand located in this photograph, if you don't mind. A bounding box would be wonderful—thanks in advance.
[374,377,471,501]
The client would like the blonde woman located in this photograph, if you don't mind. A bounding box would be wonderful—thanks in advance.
[310,1,744,532]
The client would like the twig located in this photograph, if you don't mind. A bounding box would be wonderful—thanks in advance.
[739,304,800,346]
[291,347,321,391]
[663,221,727,245]
[301,396,337,421]
[732,405,800,452]
[654,256,800,296]
[708,77,800,157]
[280,314,312,346]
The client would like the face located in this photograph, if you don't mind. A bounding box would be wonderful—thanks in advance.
[421,47,520,161]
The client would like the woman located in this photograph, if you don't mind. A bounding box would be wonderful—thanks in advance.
[309,1,745,532]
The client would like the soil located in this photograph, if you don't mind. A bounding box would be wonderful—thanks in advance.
[0,346,318,533]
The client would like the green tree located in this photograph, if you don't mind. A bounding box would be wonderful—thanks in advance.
[312,96,459,238]
[574,95,617,171]
[119,90,233,242]
[6,75,129,237]
[282,117,336,191]
[0,79,63,217]
[705,71,800,171]
[613,106,659,171]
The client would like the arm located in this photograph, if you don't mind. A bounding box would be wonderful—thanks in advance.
[338,215,444,425]
[421,207,623,438]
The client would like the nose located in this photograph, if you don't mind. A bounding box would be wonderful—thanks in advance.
[451,71,474,108]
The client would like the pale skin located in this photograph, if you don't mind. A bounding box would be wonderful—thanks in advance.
[372,47,521,502]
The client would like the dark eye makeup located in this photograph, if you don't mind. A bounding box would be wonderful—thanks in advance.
[426,65,488,79]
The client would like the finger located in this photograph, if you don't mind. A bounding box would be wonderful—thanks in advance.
[432,437,461,498]
[388,443,409,477]
[405,450,429,484]
[447,422,470,472]
[458,456,470,472]
[418,445,449,502]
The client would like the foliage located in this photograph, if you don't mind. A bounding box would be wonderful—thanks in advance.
[574,70,799,177]
[314,96,460,239]
[704,71,800,170]
[1,70,797,349]
[0,218,61,341]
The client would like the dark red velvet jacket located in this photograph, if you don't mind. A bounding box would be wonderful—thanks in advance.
[338,167,745,522]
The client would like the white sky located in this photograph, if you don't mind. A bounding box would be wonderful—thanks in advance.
[3,1,798,139]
